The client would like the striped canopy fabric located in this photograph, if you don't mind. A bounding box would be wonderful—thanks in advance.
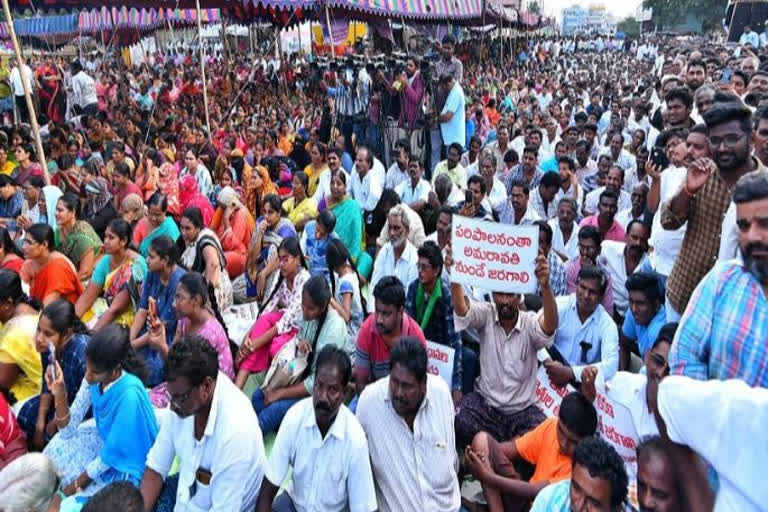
[77,6,222,32]
[327,0,484,20]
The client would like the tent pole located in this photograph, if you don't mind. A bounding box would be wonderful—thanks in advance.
[401,15,408,52]
[480,0,486,64]
[1,0,49,184]
[194,0,212,142]
[325,5,335,59]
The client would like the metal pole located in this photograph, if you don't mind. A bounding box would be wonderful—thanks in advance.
[194,0,212,142]
[325,5,335,59]
[1,0,49,184]
[401,15,408,52]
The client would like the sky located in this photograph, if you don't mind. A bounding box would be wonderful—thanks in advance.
[534,0,644,22]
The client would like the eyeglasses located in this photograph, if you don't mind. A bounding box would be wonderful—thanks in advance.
[708,134,741,148]
[166,385,197,408]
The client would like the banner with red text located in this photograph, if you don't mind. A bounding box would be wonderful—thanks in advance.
[427,341,455,389]
[450,217,539,294]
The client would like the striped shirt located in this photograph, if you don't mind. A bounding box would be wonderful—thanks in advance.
[357,375,460,512]
[670,259,768,386]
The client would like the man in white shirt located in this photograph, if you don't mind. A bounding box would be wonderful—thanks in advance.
[543,265,619,387]
[599,132,637,188]
[357,337,461,512]
[395,157,432,214]
[598,220,651,318]
[549,197,580,262]
[312,148,348,205]
[583,166,631,216]
[384,140,411,190]
[528,172,561,221]
[375,190,426,250]
[485,124,513,174]
[256,347,377,512]
[70,60,99,117]
[140,336,266,511]
[574,141,599,193]
[555,157,584,209]
[371,204,419,290]
[350,145,385,239]
[477,152,507,212]
[10,62,34,123]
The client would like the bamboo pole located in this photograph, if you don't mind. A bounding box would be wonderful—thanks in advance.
[325,5,335,59]
[1,0,49,184]
[194,0,212,142]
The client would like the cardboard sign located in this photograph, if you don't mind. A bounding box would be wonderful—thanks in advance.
[534,367,640,507]
[450,216,539,294]
[426,341,455,389]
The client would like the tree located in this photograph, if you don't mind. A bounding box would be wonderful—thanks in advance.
[642,0,726,33]
[528,0,541,14]
[617,17,642,37]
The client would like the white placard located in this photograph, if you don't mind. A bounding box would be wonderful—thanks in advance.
[426,341,455,389]
[450,216,539,294]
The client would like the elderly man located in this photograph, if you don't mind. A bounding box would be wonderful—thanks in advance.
[549,197,580,262]
[371,204,419,291]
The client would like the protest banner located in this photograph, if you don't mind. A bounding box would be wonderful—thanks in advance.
[450,216,539,294]
[533,367,640,506]
[427,341,455,389]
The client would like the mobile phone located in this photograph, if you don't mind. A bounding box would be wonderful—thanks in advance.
[148,297,158,319]
[49,343,57,380]
[650,147,669,169]
[465,190,473,205]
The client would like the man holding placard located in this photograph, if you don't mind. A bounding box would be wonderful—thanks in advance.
[446,219,558,445]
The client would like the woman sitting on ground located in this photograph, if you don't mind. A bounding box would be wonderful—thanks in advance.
[132,192,180,258]
[21,223,83,306]
[210,186,253,279]
[54,192,102,282]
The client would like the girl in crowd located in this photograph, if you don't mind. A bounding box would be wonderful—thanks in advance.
[180,148,213,197]
[179,174,214,226]
[236,237,309,389]
[281,171,317,233]
[147,271,234,406]
[0,269,41,405]
[179,207,233,310]
[0,227,23,273]
[129,236,186,388]
[326,239,366,348]
[304,142,328,198]
[54,192,103,282]
[251,275,350,433]
[133,192,180,258]
[210,186,253,279]
[324,169,371,279]
[22,223,83,306]
[76,218,147,330]
[300,209,337,283]
[0,175,23,233]
[43,325,158,511]
[13,143,44,185]
[16,300,90,449]
[245,141,277,215]
[239,194,296,304]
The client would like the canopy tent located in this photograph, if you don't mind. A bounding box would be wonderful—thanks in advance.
[325,0,484,22]
[77,6,222,32]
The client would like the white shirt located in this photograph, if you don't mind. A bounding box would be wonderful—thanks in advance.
[552,294,619,383]
[649,167,686,276]
[385,163,410,190]
[549,219,580,262]
[71,70,98,107]
[718,201,739,262]
[370,240,419,291]
[615,208,641,230]
[528,187,558,221]
[350,160,386,212]
[659,376,768,512]
[605,372,658,439]
[10,65,34,96]
[145,374,266,512]
[357,375,460,512]
[487,177,507,211]
[312,167,349,205]
[266,398,377,512]
[598,240,647,316]
[555,184,583,212]
[583,186,631,216]
[395,179,431,206]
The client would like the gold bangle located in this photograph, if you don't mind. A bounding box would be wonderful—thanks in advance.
[54,410,70,424]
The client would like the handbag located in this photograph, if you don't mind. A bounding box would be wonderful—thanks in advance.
[261,334,309,392]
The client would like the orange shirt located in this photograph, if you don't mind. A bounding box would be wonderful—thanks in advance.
[30,255,83,305]
[514,418,572,484]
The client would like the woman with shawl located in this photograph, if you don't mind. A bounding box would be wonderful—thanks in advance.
[242,143,277,216]
[35,58,65,124]
[83,177,117,240]
[54,193,103,283]
[132,192,180,258]
[324,169,372,278]
[178,174,215,226]
[118,193,145,233]
[210,186,253,279]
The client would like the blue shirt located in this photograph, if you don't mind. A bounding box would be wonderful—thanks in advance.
[670,260,768,386]
[138,265,186,386]
[341,151,354,173]
[622,305,667,357]
[440,82,465,147]
[303,221,339,284]
[539,156,560,174]
[530,479,570,512]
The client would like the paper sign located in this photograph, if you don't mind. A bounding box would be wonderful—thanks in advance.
[426,341,455,389]
[450,216,539,294]
[533,368,640,507]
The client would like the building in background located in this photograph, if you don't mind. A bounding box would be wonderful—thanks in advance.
[561,4,616,35]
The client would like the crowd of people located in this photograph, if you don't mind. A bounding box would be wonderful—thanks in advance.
[0,26,766,512]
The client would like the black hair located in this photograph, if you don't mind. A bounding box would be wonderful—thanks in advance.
[574,112,588,123]
[263,237,307,308]
[373,276,406,309]
[626,218,651,238]
[625,272,661,304]
[417,241,443,273]
[317,209,337,234]
[326,239,367,313]
[315,344,352,387]
[0,227,22,259]
[262,193,282,214]
[164,334,219,386]
[149,235,178,265]
[22,175,45,190]
[178,271,230,341]
[503,149,519,165]
[509,179,529,196]
[522,145,538,158]
[447,142,463,155]
[636,435,668,465]
[559,392,598,438]
[147,191,169,212]
[301,275,332,380]
[665,87,694,109]
[540,171,561,189]
[467,174,486,194]
[390,336,428,381]
[703,100,753,134]
[181,207,204,229]
[82,481,144,512]
[599,189,620,204]
[0,269,39,310]
[578,265,608,295]
[115,162,131,178]
[357,145,374,168]
[58,192,81,218]
[584,123,598,134]
[26,223,56,251]
[732,170,768,204]
[558,156,575,170]
[572,436,629,508]
[293,170,309,190]
[0,174,16,188]
[689,123,708,136]
[106,218,133,246]
[86,325,148,385]
[41,299,89,336]
[533,220,553,246]
[654,322,678,346]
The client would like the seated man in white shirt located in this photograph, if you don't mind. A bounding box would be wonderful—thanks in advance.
[529,171,561,221]
[543,265,619,387]
[598,219,651,318]
[371,204,419,291]
[583,165,631,216]
[350,145,385,239]
[384,139,411,191]
[256,346,377,512]
[555,157,584,209]
[395,157,432,215]
[477,152,507,213]
[375,189,426,250]
[140,336,266,512]
[357,337,461,512]
[498,179,543,226]
[549,197,580,262]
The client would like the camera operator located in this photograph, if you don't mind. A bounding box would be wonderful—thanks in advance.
[320,58,371,155]
[381,56,425,132]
